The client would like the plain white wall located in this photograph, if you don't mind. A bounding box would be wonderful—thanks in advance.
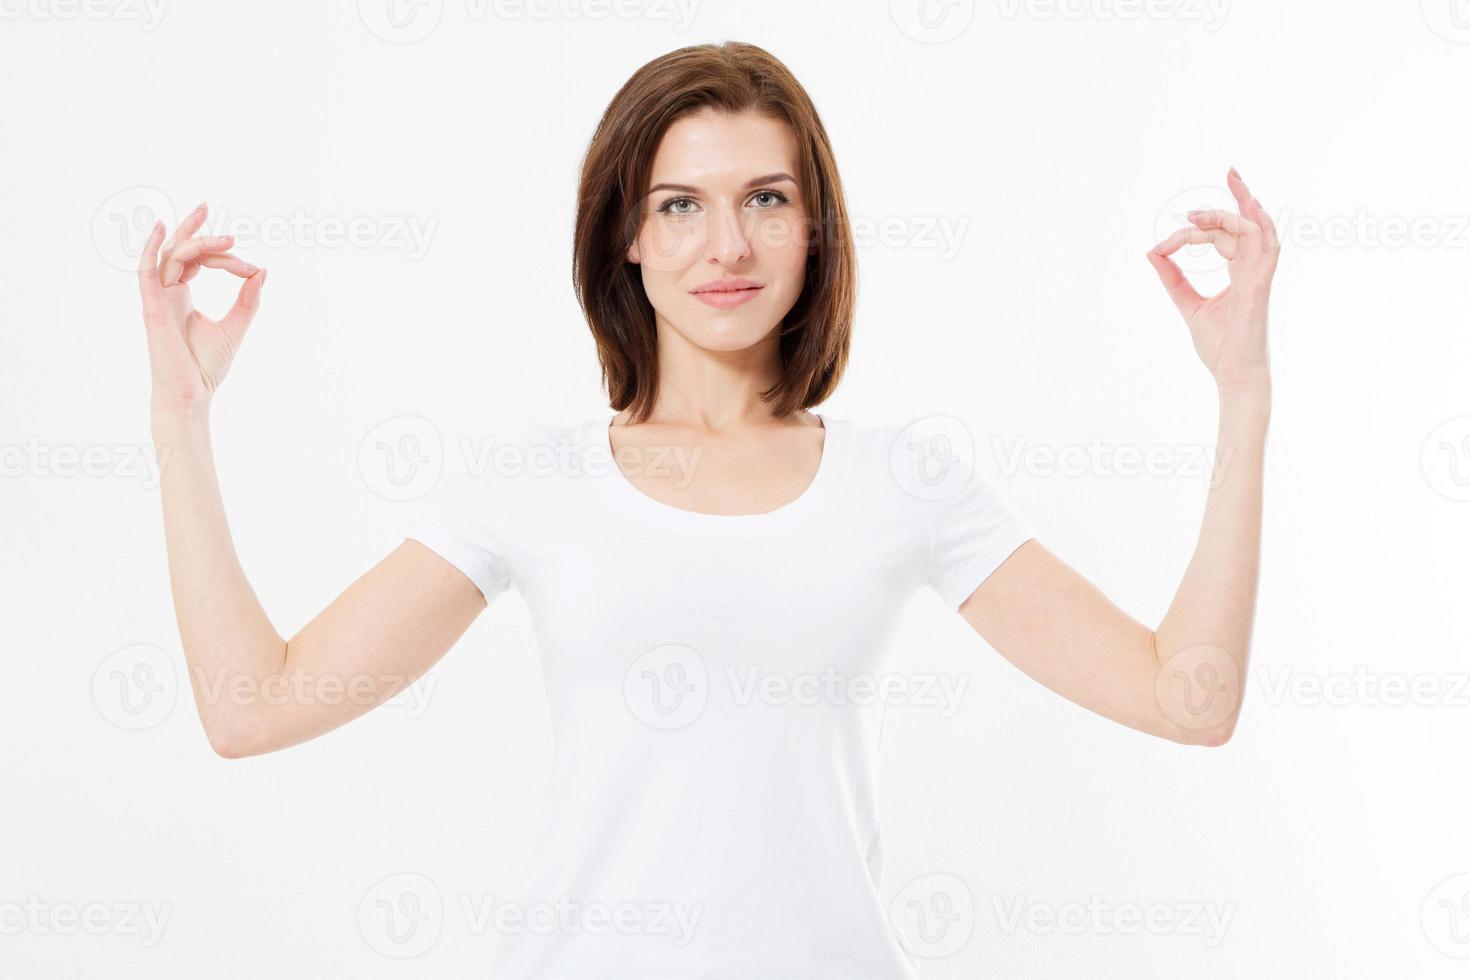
[3,1,1468,976]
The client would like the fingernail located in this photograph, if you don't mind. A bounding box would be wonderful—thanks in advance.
[1228,166,1240,178]
[258,269,268,285]
[195,202,206,213]
[153,219,164,233]
[1187,209,1204,218]
[242,262,258,273]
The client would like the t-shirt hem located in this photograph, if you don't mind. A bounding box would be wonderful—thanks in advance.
[937,521,1036,610]
[405,524,509,605]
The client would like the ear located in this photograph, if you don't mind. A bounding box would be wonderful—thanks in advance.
[626,238,641,265]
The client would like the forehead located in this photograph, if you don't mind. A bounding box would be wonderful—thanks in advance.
[647,109,800,187]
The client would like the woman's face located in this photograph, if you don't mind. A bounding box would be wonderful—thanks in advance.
[626,108,813,354]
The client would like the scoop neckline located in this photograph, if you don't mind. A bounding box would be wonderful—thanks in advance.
[591,409,843,533]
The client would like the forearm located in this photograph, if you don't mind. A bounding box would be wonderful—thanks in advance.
[1152,380,1271,739]
[151,404,287,746]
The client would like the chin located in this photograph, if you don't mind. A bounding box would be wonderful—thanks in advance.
[679,313,778,352]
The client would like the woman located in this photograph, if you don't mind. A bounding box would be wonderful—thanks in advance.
[138,41,1277,980]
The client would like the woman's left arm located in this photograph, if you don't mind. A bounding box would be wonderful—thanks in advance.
[960,167,1279,747]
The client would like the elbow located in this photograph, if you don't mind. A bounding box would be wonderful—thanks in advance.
[211,741,250,760]
[1163,714,1239,748]
[203,714,266,760]
[207,732,246,760]
[1179,728,1234,748]
[1151,637,1246,748]
[206,726,253,760]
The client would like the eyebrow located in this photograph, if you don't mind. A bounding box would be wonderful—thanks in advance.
[647,172,798,195]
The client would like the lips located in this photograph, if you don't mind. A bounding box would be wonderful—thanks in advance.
[691,278,763,294]
[691,282,764,309]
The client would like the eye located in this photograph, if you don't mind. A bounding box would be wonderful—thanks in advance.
[656,196,698,216]
[654,189,791,216]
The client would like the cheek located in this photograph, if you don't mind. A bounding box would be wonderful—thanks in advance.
[757,214,813,281]
[638,218,705,274]
[762,208,810,249]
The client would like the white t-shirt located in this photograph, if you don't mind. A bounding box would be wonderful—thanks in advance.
[406,411,1035,979]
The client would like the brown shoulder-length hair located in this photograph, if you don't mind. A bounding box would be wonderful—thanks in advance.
[572,41,856,423]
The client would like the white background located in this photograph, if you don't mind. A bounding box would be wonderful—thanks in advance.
[3,1,1468,976]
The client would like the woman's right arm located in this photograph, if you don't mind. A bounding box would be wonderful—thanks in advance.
[142,203,486,760]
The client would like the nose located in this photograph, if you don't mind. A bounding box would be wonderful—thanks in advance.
[705,204,752,265]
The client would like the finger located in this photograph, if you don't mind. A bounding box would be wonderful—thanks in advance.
[1228,169,1281,256]
[180,252,256,284]
[164,201,209,252]
[194,252,260,279]
[1154,225,1239,262]
[160,235,236,285]
[1145,248,1205,321]
[136,219,166,303]
[218,268,268,347]
[1187,209,1261,258]
[1252,198,1280,254]
[1226,167,1252,211]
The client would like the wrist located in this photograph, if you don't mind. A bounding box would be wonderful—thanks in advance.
[1217,376,1272,425]
[150,397,211,440]
[1217,372,1271,405]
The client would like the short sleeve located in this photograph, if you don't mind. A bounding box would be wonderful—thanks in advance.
[924,471,1036,610]
[405,466,519,607]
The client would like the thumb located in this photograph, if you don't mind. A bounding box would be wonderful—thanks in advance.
[219,267,267,346]
[1145,248,1204,322]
